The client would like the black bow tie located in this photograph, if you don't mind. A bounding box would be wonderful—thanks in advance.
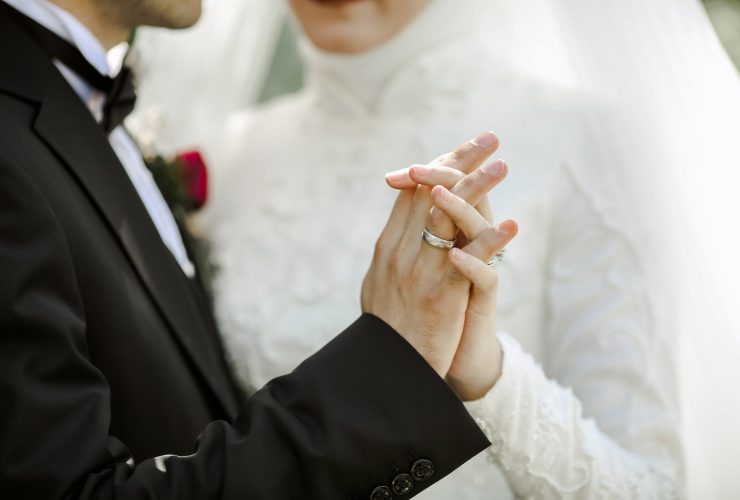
[1,2,137,134]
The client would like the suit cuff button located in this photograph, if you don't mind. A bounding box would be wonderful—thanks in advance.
[411,459,435,482]
[370,485,393,500]
[391,473,414,495]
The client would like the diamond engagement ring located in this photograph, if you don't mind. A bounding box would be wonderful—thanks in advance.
[422,228,456,250]
[487,249,507,268]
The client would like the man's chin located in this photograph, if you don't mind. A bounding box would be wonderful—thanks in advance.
[142,1,202,30]
[169,16,201,30]
[152,9,202,30]
[311,0,374,8]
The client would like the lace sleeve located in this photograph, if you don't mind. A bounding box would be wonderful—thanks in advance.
[467,163,683,499]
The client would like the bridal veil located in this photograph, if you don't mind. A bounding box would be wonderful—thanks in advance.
[426,1,740,496]
[533,2,740,497]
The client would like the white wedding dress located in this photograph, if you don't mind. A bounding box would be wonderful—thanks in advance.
[201,2,695,497]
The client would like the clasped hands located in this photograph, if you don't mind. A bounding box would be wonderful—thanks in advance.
[361,131,517,402]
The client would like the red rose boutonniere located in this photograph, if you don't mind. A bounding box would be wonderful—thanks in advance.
[127,107,209,214]
[176,150,208,211]
[145,149,209,214]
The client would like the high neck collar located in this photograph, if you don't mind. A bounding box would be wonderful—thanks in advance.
[299,0,494,113]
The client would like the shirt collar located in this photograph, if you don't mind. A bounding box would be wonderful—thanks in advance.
[2,0,129,120]
[2,0,114,76]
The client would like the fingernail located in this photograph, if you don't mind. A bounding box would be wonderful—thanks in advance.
[411,165,433,177]
[471,131,498,148]
[482,160,507,175]
[385,168,407,181]
[433,185,451,200]
[449,248,466,261]
[497,219,518,235]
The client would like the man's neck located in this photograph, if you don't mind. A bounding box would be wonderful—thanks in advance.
[48,0,129,49]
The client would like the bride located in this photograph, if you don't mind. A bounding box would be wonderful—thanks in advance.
[190,0,740,497]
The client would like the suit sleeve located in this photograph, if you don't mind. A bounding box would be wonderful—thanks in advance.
[0,156,490,500]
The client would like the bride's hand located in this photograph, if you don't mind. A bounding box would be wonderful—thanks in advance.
[431,185,517,400]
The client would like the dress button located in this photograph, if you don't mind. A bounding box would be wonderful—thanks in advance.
[410,459,435,482]
[391,473,414,495]
[370,485,393,500]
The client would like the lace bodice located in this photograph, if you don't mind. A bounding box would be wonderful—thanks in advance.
[202,25,683,499]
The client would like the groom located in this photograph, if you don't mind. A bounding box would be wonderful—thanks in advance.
[0,0,506,498]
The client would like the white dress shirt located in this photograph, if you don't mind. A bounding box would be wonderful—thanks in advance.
[3,0,195,278]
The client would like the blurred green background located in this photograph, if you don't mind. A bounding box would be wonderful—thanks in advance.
[704,0,740,67]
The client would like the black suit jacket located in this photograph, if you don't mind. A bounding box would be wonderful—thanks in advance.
[0,9,489,500]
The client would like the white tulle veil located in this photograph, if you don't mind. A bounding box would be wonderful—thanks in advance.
[432,1,740,496]
[496,1,740,497]
[129,0,286,154]
[131,0,740,496]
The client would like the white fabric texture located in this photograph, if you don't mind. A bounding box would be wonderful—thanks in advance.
[468,333,680,499]
[2,0,195,278]
[543,2,740,498]
[196,0,740,496]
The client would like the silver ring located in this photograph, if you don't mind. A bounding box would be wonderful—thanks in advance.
[487,249,507,268]
[422,228,455,250]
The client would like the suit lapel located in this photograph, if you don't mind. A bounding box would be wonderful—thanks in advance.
[0,13,238,418]
[37,76,238,419]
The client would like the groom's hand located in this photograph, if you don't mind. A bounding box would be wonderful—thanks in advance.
[362,132,513,379]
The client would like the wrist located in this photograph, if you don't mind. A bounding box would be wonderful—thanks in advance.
[447,337,503,401]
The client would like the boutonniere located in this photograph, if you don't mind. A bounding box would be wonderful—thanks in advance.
[145,149,209,214]
[126,107,209,214]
